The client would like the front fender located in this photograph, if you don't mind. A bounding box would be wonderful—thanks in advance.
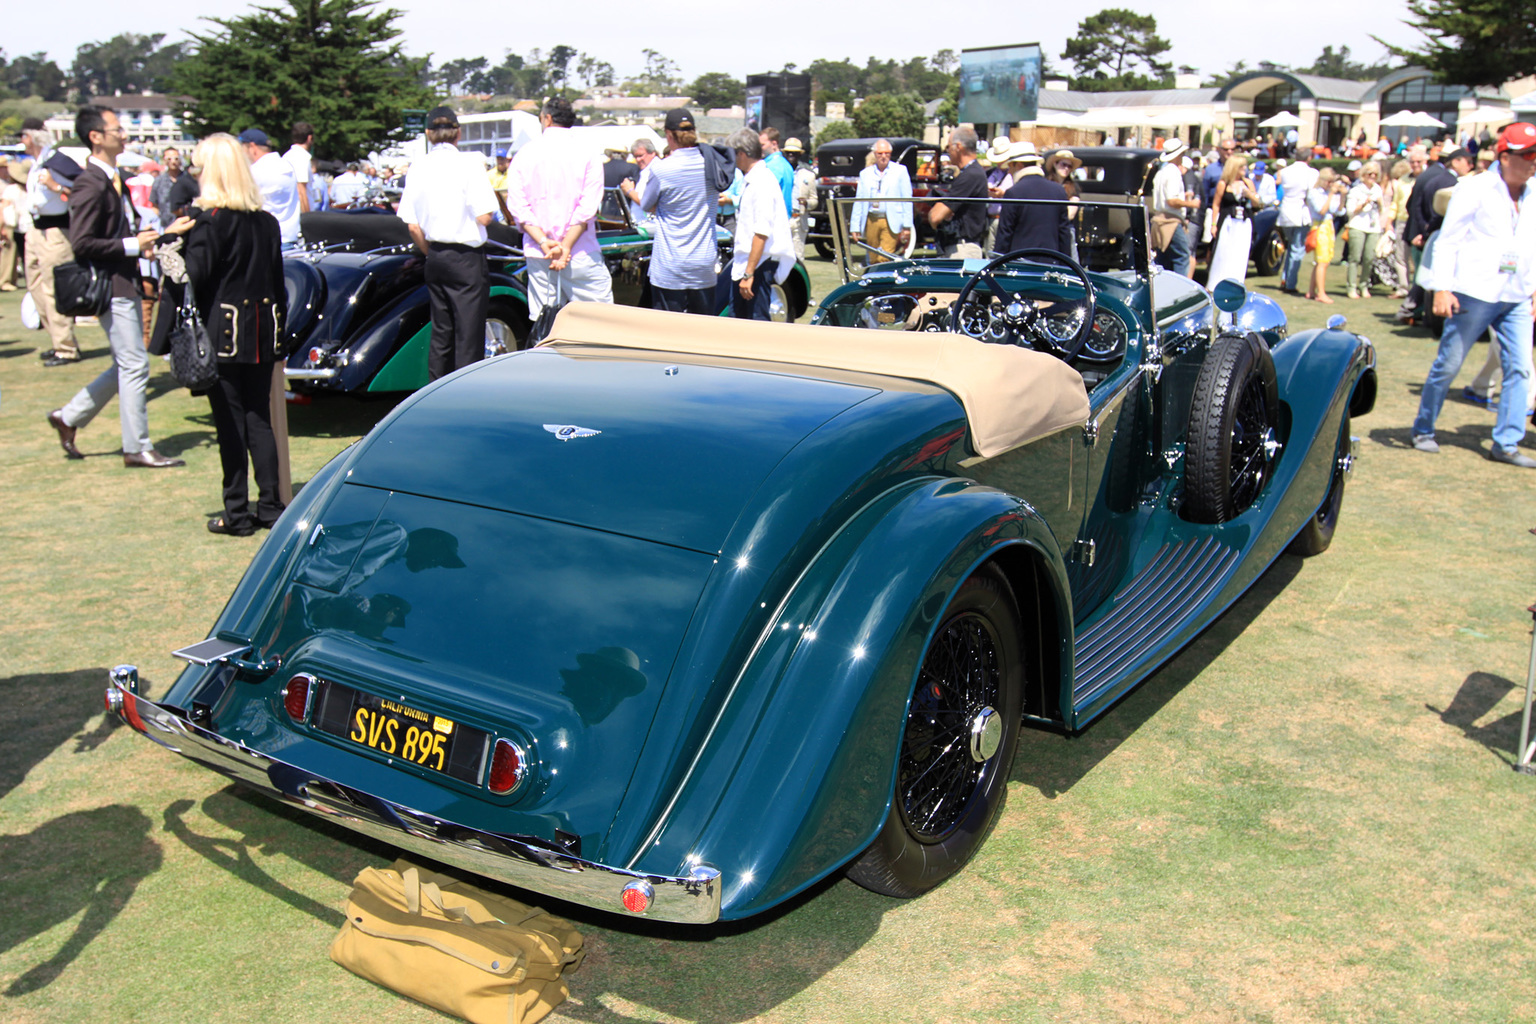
[624,478,1071,919]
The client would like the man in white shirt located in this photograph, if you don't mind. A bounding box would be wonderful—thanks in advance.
[850,138,912,264]
[725,128,796,320]
[1150,139,1198,276]
[1275,152,1319,293]
[1411,122,1536,467]
[329,164,370,207]
[398,105,499,380]
[240,128,301,250]
[284,122,315,214]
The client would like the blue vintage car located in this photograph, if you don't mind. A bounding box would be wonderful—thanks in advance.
[283,195,814,395]
[106,195,1375,925]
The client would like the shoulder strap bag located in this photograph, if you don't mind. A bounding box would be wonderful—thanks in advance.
[53,261,112,317]
[168,279,220,393]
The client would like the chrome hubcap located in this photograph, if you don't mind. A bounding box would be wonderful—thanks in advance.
[484,318,512,358]
[969,706,1001,762]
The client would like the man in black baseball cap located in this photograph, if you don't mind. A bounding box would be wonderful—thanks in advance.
[427,106,459,130]
[632,107,719,313]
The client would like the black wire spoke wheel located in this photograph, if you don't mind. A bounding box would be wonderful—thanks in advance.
[846,565,1024,898]
[1229,373,1276,510]
[1288,412,1351,556]
[900,611,1001,841]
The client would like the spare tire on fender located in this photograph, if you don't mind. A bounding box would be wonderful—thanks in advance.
[1183,331,1279,524]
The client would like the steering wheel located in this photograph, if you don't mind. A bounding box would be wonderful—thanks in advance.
[949,247,1098,361]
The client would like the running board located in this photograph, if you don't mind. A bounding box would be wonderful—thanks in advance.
[1072,535,1241,710]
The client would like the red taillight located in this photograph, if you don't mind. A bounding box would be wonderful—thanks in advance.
[487,738,526,794]
[283,675,311,721]
[620,880,653,914]
[120,690,146,732]
[307,346,324,366]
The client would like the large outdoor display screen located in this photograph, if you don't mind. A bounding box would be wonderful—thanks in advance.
[959,43,1042,125]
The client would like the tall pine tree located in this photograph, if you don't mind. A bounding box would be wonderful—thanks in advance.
[170,0,433,161]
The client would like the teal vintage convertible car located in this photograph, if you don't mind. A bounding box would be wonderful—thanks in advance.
[106,195,1375,924]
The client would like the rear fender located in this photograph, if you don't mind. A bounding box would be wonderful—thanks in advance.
[360,281,528,393]
[625,478,1072,919]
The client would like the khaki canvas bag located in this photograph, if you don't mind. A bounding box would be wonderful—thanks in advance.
[330,859,585,1024]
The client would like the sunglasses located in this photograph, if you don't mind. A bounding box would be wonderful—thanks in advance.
[1508,149,1536,162]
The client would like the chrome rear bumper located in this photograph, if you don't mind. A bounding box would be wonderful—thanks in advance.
[106,667,721,924]
[284,366,340,381]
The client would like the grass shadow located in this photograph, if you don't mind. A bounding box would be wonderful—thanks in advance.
[154,430,217,458]
[1012,555,1303,798]
[1428,670,1528,768]
[186,786,882,1023]
[0,804,161,996]
[0,667,121,802]
[1368,422,1493,456]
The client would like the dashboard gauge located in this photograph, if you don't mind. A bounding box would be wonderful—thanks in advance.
[1080,311,1127,362]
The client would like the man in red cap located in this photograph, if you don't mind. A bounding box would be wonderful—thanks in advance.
[1411,122,1536,467]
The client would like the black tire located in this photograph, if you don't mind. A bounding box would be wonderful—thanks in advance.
[1253,227,1285,277]
[1287,413,1349,556]
[813,239,835,260]
[847,564,1024,898]
[484,295,530,359]
[1184,331,1280,524]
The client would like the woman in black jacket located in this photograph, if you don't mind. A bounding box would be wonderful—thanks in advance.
[167,133,287,535]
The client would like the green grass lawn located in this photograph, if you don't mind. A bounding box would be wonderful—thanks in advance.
[2,259,1535,1024]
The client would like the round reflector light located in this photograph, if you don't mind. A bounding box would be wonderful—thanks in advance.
[307,347,324,366]
[620,880,654,914]
[119,690,146,733]
[487,738,527,794]
[284,674,313,721]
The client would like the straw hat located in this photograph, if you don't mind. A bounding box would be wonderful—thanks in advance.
[1046,149,1082,171]
[6,158,31,186]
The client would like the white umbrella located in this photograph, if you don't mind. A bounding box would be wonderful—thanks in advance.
[1457,105,1512,126]
[1412,110,1447,128]
[1257,111,1302,128]
[1378,110,1426,127]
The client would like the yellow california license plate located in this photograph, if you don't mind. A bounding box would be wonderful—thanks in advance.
[311,680,489,784]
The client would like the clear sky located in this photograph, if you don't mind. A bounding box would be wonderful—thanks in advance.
[11,0,1425,88]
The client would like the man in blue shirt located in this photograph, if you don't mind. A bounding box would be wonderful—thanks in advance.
[759,128,795,215]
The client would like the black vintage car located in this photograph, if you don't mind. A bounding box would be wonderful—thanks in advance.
[284,193,814,395]
[808,136,942,259]
[1048,146,1284,277]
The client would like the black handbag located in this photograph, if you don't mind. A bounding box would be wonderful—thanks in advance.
[53,261,112,317]
[168,282,219,393]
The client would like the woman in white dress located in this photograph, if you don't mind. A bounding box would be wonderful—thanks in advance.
[1206,155,1262,287]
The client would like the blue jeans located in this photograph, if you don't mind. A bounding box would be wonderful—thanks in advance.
[1155,221,1191,276]
[731,260,778,320]
[1413,293,1533,452]
[1280,225,1308,291]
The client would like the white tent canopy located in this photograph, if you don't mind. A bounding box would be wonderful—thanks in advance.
[1458,104,1514,126]
[1257,111,1302,128]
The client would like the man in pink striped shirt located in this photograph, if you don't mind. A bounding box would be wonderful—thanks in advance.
[506,97,613,317]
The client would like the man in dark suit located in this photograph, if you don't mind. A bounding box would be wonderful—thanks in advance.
[47,106,184,468]
[992,142,1071,256]
[1397,146,1473,324]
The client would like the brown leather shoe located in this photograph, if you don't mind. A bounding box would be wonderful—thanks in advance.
[123,448,186,469]
[47,409,84,460]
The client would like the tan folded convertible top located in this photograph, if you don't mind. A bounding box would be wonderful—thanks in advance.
[539,303,1091,459]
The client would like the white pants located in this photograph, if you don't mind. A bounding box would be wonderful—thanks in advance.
[525,251,613,317]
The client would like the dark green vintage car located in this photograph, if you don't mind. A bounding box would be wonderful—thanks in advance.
[283,192,814,395]
[107,195,1375,925]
